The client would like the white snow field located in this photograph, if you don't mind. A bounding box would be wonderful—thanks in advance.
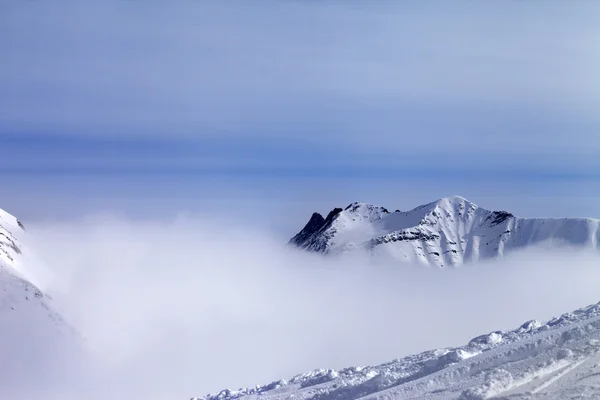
[290,196,600,268]
[194,300,600,400]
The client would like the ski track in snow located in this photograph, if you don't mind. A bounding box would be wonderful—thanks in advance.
[193,302,600,400]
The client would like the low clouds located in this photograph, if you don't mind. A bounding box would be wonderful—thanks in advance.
[7,212,599,399]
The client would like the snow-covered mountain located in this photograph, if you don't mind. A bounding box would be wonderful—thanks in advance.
[0,208,80,384]
[1,208,57,291]
[0,208,65,328]
[289,195,600,267]
[193,300,600,400]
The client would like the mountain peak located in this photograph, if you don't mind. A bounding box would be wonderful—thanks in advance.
[432,195,477,209]
[344,202,390,215]
[440,194,470,203]
[288,212,326,247]
[289,196,600,267]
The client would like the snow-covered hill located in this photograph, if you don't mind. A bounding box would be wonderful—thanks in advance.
[1,208,57,291]
[290,195,600,267]
[0,208,81,386]
[193,300,600,400]
[0,208,64,326]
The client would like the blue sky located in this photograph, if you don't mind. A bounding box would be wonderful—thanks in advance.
[1,1,599,234]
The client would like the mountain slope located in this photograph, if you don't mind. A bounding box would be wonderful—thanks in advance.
[290,196,600,267]
[0,208,71,329]
[0,208,57,291]
[193,299,600,400]
[0,208,82,387]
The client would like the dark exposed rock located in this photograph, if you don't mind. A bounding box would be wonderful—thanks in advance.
[486,211,514,226]
[0,232,21,254]
[344,202,390,215]
[324,208,343,225]
[289,207,344,252]
[367,230,441,249]
[288,212,325,246]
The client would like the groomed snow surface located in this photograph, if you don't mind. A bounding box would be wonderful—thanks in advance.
[194,301,600,400]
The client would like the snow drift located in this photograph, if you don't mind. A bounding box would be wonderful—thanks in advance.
[193,300,600,400]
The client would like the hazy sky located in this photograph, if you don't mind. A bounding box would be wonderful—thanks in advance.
[1,0,600,233]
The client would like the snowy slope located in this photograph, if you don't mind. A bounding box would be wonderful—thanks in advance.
[290,196,600,267]
[0,265,78,351]
[0,208,57,291]
[193,300,600,400]
[0,207,82,386]
[0,265,85,395]
[0,208,70,327]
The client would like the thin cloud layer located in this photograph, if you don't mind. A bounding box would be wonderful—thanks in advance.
[8,213,599,399]
[1,1,599,154]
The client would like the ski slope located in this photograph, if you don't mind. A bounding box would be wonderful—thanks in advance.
[193,300,600,400]
[290,196,600,267]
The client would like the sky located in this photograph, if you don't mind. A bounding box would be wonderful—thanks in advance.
[1,0,600,233]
